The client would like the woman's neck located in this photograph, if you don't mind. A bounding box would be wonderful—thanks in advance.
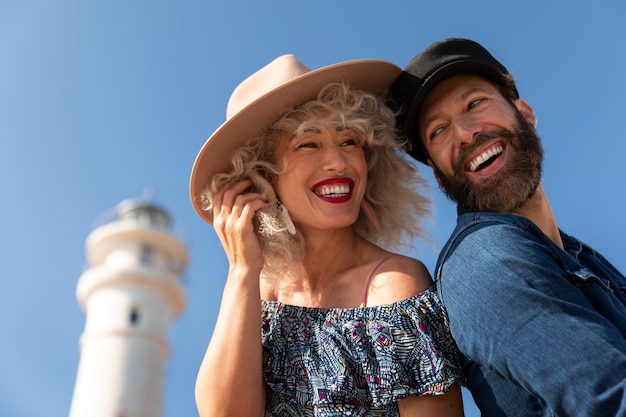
[302,227,363,281]
[277,228,375,306]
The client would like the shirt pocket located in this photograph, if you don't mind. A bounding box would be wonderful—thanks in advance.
[569,268,614,293]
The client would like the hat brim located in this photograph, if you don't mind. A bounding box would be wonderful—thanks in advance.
[190,59,402,223]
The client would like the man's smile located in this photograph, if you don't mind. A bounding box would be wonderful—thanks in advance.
[467,143,504,172]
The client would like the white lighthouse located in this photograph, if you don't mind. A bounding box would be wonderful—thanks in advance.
[69,198,188,417]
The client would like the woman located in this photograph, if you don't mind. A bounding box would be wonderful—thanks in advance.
[190,54,464,416]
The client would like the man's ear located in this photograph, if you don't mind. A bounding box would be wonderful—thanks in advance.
[515,98,537,127]
[426,159,444,187]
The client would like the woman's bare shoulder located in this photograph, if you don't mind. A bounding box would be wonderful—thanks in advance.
[365,253,433,306]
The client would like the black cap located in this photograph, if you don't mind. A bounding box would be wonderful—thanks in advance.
[391,38,519,163]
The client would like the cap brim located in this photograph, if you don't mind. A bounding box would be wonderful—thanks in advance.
[405,59,508,140]
[190,59,402,223]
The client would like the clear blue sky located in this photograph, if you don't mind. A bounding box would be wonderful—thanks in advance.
[1,1,625,416]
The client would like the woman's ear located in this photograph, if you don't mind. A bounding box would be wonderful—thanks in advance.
[515,98,537,127]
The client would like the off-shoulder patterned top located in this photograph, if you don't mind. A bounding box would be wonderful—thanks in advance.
[260,286,463,416]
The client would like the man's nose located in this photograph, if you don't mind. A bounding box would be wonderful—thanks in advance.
[452,115,482,148]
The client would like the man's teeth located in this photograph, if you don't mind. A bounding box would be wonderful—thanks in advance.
[317,184,350,196]
[469,145,503,172]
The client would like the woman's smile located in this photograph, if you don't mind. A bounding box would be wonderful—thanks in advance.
[312,177,354,203]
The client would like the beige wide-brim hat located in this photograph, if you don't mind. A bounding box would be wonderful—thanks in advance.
[189,54,402,224]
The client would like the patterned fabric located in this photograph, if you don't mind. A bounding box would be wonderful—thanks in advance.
[261,287,462,416]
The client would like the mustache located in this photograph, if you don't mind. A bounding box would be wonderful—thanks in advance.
[454,129,516,174]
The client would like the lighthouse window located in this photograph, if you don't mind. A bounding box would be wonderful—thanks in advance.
[129,307,140,326]
[140,245,153,266]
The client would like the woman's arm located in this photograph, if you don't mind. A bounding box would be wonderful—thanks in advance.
[398,386,465,417]
[195,179,269,417]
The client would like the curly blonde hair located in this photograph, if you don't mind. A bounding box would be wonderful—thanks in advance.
[201,83,431,281]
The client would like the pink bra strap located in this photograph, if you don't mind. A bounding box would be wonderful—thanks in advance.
[274,254,396,306]
[359,254,395,308]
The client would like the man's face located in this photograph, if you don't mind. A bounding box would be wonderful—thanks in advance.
[417,74,543,213]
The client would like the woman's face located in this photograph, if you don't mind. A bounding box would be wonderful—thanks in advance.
[273,124,367,233]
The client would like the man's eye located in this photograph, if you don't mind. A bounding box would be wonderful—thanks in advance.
[468,98,485,110]
[430,127,444,141]
[296,141,317,149]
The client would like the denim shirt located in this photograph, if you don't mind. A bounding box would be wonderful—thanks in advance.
[435,210,626,417]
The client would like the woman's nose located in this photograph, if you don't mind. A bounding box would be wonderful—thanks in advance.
[322,145,347,174]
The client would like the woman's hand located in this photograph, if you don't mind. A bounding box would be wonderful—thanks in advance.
[196,178,270,417]
[212,179,269,273]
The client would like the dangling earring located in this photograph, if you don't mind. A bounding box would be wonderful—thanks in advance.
[278,201,296,235]
[361,199,381,232]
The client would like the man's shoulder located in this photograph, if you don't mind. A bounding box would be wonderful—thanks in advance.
[455,210,531,230]
[444,211,538,254]
[434,211,554,283]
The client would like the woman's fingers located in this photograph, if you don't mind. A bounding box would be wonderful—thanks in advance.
[211,179,268,272]
[213,179,252,215]
[229,193,265,218]
[213,179,267,223]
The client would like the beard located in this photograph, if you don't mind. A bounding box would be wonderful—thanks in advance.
[433,111,543,213]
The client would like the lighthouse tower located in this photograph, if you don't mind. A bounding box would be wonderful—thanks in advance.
[69,198,188,417]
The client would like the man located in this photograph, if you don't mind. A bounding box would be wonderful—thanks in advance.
[391,38,626,416]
